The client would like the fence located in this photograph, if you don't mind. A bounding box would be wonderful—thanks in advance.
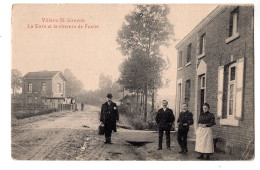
[58,104,78,111]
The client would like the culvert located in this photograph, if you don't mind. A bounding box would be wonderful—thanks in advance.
[126,141,152,147]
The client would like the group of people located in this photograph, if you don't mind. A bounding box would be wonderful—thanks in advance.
[100,93,215,160]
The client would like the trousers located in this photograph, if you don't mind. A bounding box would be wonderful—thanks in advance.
[177,128,189,151]
[158,130,171,148]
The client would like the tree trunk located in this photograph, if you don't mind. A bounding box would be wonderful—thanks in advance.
[151,89,155,113]
[140,92,143,115]
[144,85,148,122]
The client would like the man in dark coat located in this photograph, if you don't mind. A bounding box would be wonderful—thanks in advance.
[156,100,175,150]
[177,102,194,154]
[100,93,119,144]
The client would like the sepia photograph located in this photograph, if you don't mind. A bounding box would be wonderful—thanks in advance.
[10,3,254,161]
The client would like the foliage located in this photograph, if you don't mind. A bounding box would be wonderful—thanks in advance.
[75,74,122,106]
[117,5,174,121]
[11,69,22,95]
[12,108,58,119]
[63,68,84,97]
[117,5,173,56]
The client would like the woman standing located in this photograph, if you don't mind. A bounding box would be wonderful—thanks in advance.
[195,103,215,160]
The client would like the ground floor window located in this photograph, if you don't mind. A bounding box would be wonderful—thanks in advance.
[217,58,244,126]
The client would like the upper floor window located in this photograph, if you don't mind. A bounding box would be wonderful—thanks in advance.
[187,43,192,63]
[199,33,206,55]
[42,82,46,92]
[178,51,183,68]
[28,83,32,92]
[57,83,62,93]
[229,7,239,37]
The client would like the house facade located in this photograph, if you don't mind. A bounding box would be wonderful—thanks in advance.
[22,71,67,107]
[175,5,254,159]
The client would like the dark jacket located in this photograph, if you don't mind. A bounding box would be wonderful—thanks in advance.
[156,108,175,131]
[100,101,119,132]
[177,110,194,130]
[198,111,215,127]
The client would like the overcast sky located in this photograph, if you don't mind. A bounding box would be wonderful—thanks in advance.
[12,4,217,95]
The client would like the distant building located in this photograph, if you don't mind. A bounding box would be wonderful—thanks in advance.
[22,71,67,107]
[175,5,254,159]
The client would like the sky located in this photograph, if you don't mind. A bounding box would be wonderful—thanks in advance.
[12,4,217,96]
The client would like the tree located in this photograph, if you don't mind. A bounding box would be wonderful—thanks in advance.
[63,68,83,97]
[117,5,174,121]
[11,69,22,96]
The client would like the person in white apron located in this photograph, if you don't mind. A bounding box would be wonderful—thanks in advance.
[195,103,215,160]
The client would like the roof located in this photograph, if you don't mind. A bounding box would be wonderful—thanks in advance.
[175,5,227,49]
[23,71,67,81]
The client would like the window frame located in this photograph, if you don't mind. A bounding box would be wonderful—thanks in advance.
[225,7,240,44]
[227,63,237,118]
[178,51,183,69]
[57,83,62,93]
[28,96,32,103]
[42,82,46,92]
[28,82,32,93]
[186,43,192,64]
[185,79,191,102]
[199,33,206,55]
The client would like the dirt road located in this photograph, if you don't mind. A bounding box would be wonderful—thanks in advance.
[11,105,235,160]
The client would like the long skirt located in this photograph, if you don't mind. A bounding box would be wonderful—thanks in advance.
[195,126,214,153]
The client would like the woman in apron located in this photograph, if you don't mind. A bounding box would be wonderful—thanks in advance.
[195,103,215,160]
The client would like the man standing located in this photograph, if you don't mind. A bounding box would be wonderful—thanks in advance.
[177,103,194,154]
[100,93,119,144]
[156,100,175,150]
[81,103,84,111]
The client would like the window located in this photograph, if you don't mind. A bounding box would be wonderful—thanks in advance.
[217,58,244,126]
[57,83,61,93]
[42,82,46,92]
[187,43,192,64]
[229,7,239,37]
[28,83,32,92]
[28,96,32,103]
[227,64,236,117]
[178,51,183,68]
[185,79,191,102]
[199,33,206,55]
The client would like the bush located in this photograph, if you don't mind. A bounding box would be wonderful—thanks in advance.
[13,108,58,119]
[118,104,158,131]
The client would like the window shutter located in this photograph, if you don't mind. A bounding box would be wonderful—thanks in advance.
[235,58,244,120]
[217,66,224,118]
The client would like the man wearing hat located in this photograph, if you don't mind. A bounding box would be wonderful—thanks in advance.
[100,93,119,144]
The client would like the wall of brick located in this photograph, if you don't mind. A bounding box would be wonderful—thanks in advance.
[176,6,254,159]
[22,79,53,103]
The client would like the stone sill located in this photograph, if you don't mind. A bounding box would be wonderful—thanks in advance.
[219,118,239,126]
[185,62,191,67]
[177,67,182,71]
[197,52,205,59]
[225,33,240,44]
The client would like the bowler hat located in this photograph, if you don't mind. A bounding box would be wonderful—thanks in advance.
[107,93,113,99]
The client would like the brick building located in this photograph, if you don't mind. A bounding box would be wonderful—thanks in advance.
[175,5,254,159]
[22,71,67,107]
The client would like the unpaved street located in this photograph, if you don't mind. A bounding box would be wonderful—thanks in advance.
[12,105,235,160]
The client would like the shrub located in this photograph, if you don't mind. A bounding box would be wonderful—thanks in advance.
[13,108,57,119]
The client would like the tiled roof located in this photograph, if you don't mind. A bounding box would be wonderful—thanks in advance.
[23,71,59,79]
